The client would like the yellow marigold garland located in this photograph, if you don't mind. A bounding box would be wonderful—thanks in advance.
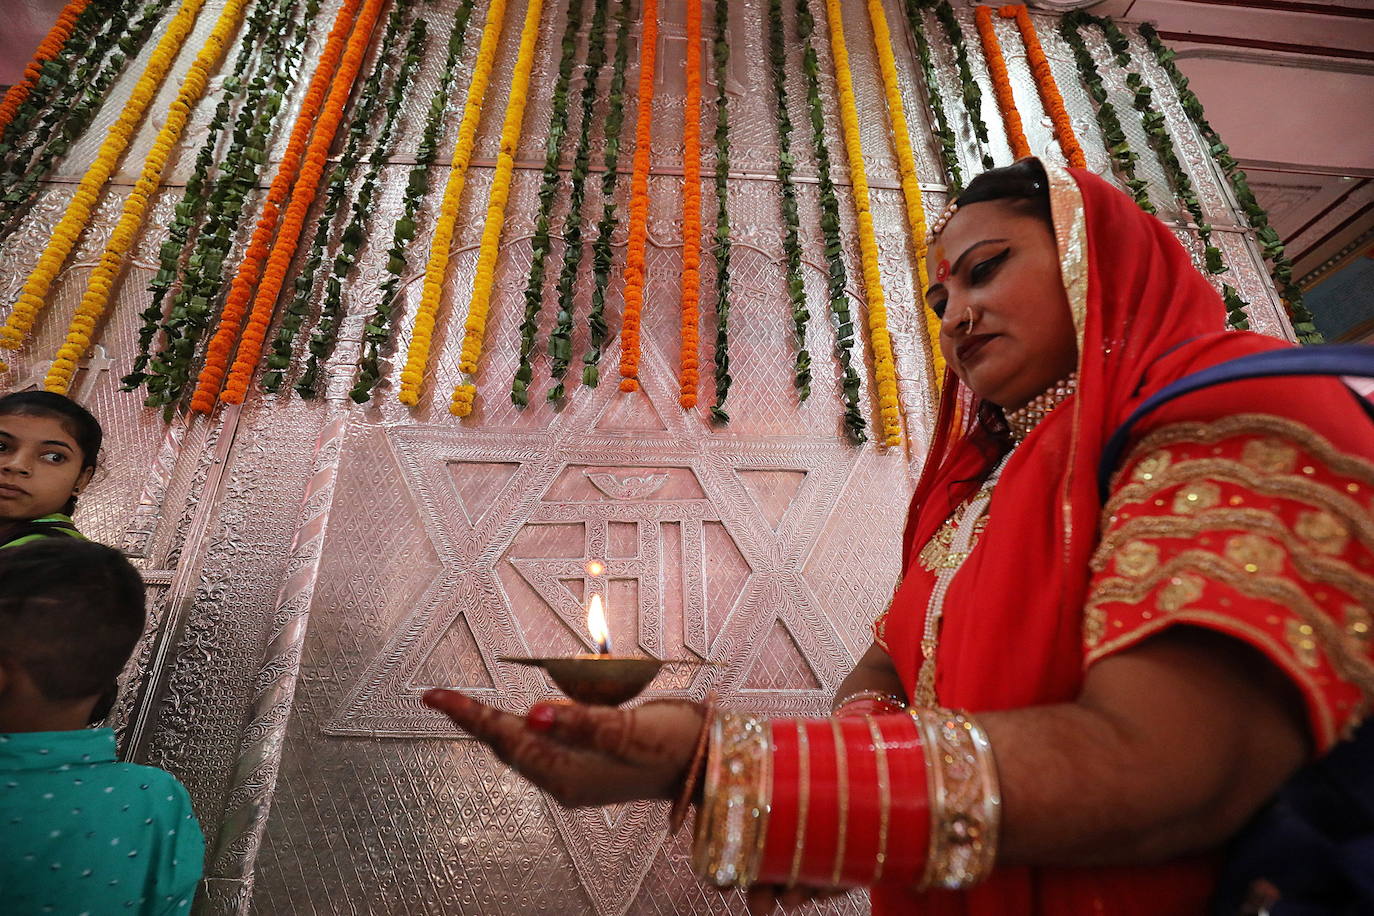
[0,0,208,367]
[449,0,547,416]
[1000,5,1084,168]
[43,0,249,395]
[864,0,943,389]
[821,0,902,446]
[399,0,512,406]
[974,5,1030,160]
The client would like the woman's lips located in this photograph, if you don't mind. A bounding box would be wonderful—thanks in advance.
[956,334,997,364]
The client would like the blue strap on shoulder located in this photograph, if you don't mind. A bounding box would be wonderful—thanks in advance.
[1098,344,1374,501]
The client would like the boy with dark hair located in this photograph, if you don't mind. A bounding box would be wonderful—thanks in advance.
[0,539,204,913]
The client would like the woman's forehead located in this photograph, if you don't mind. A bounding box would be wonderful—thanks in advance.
[0,412,78,444]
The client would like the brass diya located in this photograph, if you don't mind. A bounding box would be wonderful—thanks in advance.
[500,655,707,706]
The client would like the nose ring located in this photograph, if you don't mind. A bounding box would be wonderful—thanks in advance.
[962,308,980,335]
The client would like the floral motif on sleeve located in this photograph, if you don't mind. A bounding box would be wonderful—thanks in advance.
[1085,414,1374,752]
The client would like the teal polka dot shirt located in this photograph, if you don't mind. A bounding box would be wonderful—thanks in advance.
[0,729,204,914]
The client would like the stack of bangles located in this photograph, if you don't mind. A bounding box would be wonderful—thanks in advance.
[687,703,1001,892]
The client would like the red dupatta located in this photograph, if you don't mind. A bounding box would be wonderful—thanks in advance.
[874,162,1362,914]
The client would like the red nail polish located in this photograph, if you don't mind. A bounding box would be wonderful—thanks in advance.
[527,704,557,732]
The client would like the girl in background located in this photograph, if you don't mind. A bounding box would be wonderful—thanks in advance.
[0,390,101,548]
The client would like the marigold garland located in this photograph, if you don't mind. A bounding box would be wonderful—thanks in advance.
[678,0,704,408]
[797,0,864,442]
[188,0,366,411]
[866,0,943,390]
[398,0,512,407]
[578,0,634,391]
[511,0,590,407]
[450,0,549,417]
[998,5,1084,168]
[0,0,95,141]
[350,0,478,403]
[973,5,1029,161]
[43,0,251,394]
[0,0,209,367]
[615,0,660,393]
[217,0,389,405]
[821,0,902,446]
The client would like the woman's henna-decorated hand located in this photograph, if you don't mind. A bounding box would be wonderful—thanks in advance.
[423,690,705,807]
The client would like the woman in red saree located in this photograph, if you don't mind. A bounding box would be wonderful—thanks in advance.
[424,160,1374,914]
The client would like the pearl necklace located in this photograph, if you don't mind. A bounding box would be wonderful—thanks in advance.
[1004,373,1078,443]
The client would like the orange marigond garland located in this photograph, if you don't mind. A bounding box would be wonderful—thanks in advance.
[0,0,93,139]
[219,0,389,404]
[999,5,1084,168]
[973,5,1030,161]
[616,0,659,392]
[190,0,366,412]
[678,0,703,408]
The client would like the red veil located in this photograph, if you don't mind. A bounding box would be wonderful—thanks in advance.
[875,162,1373,914]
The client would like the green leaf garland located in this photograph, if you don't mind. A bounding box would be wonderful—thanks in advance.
[1058,12,1153,213]
[926,0,993,173]
[262,0,419,393]
[544,0,614,402]
[767,0,809,400]
[124,0,297,389]
[350,0,480,402]
[510,0,591,407]
[1139,22,1321,343]
[902,0,961,194]
[136,0,318,413]
[295,13,427,398]
[798,0,865,442]
[579,0,634,390]
[708,0,732,424]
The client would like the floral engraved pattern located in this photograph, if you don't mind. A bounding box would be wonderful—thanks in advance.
[1242,438,1299,475]
[1112,540,1159,579]
[1224,533,1286,576]
[1171,481,1221,515]
[1295,510,1351,557]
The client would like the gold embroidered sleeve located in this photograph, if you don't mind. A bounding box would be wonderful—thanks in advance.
[1084,415,1374,752]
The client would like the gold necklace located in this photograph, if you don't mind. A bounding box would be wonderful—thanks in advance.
[1003,373,1078,444]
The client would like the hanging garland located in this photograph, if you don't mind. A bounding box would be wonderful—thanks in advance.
[796,0,864,442]
[998,5,1084,168]
[217,0,389,406]
[866,0,943,390]
[546,0,615,400]
[43,0,252,394]
[136,1,316,412]
[927,0,994,172]
[189,0,368,411]
[577,0,633,391]
[297,17,427,399]
[901,0,961,194]
[397,0,512,406]
[707,0,732,422]
[0,0,98,140]
[1057,13,1153,212]
[972,5,1029,161]
[124,0,295,390]
[820,0,902,446]
[766,0,809,400]
[351,0,479,403]
[0,0,174,234]
[677,0,704,409]
[450,0,549,417]
[1138,22,1320,343]
[263,0,418,393]
[615,0,660,392]
[0,0,210,366]
[511,0,590,407]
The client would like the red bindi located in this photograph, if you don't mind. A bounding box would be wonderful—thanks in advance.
[935,259,950,282]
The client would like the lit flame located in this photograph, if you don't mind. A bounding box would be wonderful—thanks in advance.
[587,593,613,655]
[585,559,605,576]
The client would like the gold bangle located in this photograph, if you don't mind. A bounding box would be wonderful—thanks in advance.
[911,708,1001,890]
[829,718,850,887]
[691,712,772,887]
[832,688,907,714]
[787,721,811,888]
[866,715,892,884]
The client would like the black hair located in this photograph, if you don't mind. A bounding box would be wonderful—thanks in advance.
[0,540,145,702]
[0,391,103,515]
[954,158,1053,229]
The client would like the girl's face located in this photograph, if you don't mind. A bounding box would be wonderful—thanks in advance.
[0,413,93,522]
[925,200,1079,411]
